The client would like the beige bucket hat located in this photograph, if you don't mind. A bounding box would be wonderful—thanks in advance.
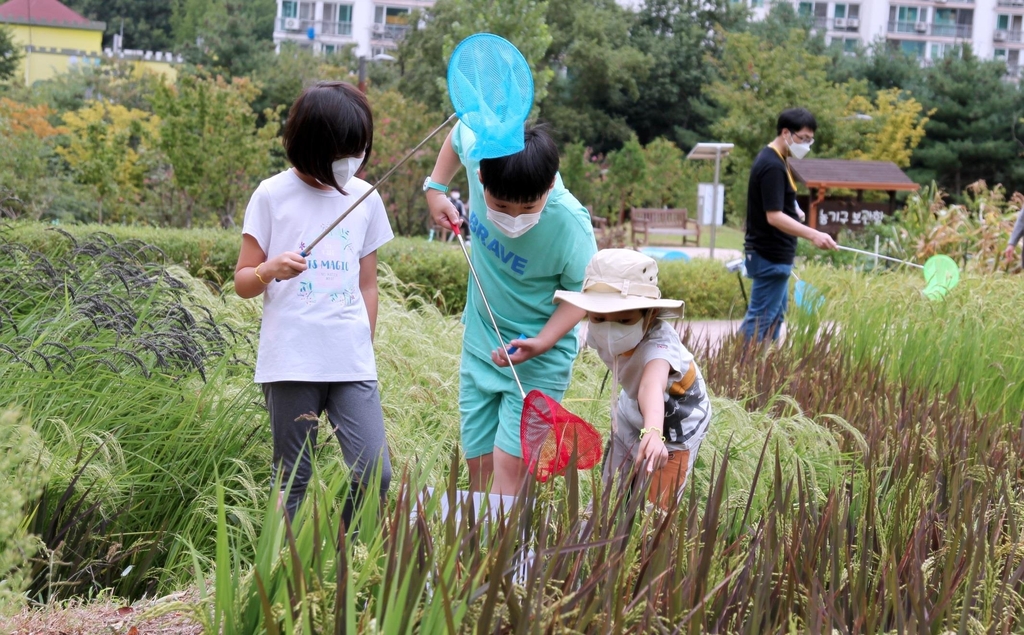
[554,249,684,318]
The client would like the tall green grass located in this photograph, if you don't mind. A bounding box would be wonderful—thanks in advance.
[7,228,1024,631]
[785,265,1024,418]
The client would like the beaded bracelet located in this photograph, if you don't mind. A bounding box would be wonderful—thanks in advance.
[254,263,270,285]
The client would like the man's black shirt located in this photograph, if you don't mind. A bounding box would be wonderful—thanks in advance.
[744,146,800,264]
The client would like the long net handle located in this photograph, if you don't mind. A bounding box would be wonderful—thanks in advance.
[837,244,923,269]
[299,113,458,258]
[451,226,526,399]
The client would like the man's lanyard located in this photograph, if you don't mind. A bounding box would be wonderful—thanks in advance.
[768,144,798,192]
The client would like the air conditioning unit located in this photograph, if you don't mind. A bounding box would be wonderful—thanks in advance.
[915,21,929,32]
[372,23,386,34]
[834,17,847,28]
[996,29,1009,41]
[848,18,860,28]
[284,17,300,30]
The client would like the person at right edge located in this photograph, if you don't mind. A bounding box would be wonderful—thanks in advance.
[1005,207,1024,269]
[741,108,838,343]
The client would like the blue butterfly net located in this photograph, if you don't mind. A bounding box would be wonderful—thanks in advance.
[447,34,534,160]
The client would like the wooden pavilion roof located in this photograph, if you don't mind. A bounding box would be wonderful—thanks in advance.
[788,158,920,192]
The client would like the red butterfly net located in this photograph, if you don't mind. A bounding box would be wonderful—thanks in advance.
[521,389,603,482]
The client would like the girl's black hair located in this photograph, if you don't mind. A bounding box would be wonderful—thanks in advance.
[282,81,373,195]
[478,124,559,204]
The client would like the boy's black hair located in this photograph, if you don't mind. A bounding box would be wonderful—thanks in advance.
[479,124,559,204]
[776,108,817,135]
[282,81,373,195]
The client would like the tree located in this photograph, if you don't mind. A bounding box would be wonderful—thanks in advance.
[151,73,282,228]
[615,0,747,150]
[910,46,1024,196]
[0,99,66,218]
[66,0,174,51]
[539,0,652,150]
[363,89,448,236]
[845,88,930,168]
[173,0,277,78]
[827,38,925,94]
[397,0,553,116]
[0,25,22,83]
[604,133,645,223]
[56,102,159,223]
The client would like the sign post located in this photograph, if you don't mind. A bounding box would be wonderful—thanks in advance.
[686,143,734,259]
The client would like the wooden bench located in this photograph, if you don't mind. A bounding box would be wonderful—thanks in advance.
[630,208,700,247]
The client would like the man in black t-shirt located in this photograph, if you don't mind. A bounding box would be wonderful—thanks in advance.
[740,108,837,343]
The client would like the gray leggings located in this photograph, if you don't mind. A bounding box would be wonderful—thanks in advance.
[263,381,392,520]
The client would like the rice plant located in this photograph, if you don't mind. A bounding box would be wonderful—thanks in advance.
[7,227,1024,632]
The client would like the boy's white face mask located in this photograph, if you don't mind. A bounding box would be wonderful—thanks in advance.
[586,320,645,357]
[331,155,364,188]
[487,207,541,238]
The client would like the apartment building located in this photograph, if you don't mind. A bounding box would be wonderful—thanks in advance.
[274,0,1018,75]
[273,0,434,58]
[746,0,1019,74]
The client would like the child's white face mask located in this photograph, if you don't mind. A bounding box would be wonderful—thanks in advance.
[487,206,541,238]
[331,155,364,188]
[586,320,645,357]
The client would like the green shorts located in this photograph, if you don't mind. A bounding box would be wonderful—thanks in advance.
[459,349,567,459]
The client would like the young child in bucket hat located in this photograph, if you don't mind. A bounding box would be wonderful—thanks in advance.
[554,249,712,508]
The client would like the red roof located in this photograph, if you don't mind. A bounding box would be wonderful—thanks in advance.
[0,0,104,30]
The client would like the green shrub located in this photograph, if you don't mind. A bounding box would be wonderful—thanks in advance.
[1,221,240,285]
[377,237,469,314]
[2,222,745,318]
[659,257,747,320]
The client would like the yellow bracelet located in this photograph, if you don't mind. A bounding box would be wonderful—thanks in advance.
[254,263,270,285]
[639,427,665,442]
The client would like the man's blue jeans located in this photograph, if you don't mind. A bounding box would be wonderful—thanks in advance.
[739,251,792,343]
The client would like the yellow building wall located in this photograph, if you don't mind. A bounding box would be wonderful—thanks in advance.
[4,22,176,84]
[7,22,102,83]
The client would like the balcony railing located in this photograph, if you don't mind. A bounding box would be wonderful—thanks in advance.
[887,21,972,38]
[370,24,411,40]
[995,29,1024,42]
[276,18,354,37]
[1006,63,1021,78]
[998,0,1024,7]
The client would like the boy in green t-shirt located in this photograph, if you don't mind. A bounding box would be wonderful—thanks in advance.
[425,122,597,496]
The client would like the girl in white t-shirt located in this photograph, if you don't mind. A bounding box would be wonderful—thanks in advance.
[554,249,711,510]
[234,81,394,523]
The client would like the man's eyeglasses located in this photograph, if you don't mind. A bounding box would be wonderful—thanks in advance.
[791,133,814,146]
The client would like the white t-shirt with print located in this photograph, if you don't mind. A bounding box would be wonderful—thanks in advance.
[242,169,393,384]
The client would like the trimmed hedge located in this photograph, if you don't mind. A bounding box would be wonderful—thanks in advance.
[2,222,241,285]
[0,222,744,318]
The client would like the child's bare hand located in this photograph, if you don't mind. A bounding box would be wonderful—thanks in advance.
[266,252,308,281]
[638,431,668,473]
[491,337,547,367]
[427,190,461,233]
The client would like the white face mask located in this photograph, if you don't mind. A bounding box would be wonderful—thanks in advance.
[331,155,364,188]
[487,206,541,238]
[450,191,461,201]
[787,134,812,160]
[586,320,645,357]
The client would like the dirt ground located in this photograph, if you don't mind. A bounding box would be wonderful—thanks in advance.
[3,591,202,635]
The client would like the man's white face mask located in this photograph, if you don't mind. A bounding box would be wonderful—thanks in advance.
[786,132,812,160]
